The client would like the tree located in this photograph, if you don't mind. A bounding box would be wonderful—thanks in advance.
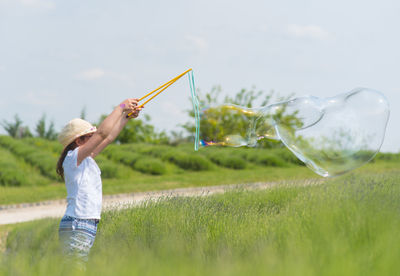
[80,106,87,120]
[35,114,57,140]
[98,114,169,144]
[1,115,32,138]
[182,86,300,148]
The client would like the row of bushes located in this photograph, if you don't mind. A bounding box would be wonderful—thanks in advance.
[25,138,163,177]
[0,147,51,187]
[23,137,63,153]
[103,147,167,175]
[0,137,306,181]
[111,143,302,171]
[0,136,59,180]
[23,137,133,179]
[0,148,30,186]
[116,144,214,171]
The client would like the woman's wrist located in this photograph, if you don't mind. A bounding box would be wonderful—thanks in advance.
[116,103,126,113]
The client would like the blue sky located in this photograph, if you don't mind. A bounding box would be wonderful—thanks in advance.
[0,0,399,152]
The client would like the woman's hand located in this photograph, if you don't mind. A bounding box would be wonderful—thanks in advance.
[127,106,143,119]
[119,98,139,113]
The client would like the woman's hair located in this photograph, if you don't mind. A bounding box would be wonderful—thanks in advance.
[56,141,78,180]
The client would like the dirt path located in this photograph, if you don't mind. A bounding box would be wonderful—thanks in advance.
[0,179,323,225]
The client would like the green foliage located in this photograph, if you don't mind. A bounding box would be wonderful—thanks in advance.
[3,171,400,275]
[0,146,51,187]
[269,147,306,166]
[133,157,166,175]
[241,150,288,167]
[23,137,63,153]
[112,114,169,144]
[0,148,27,187]
[133,145,213,171]
[35,114,57,140]
[0,136,58,180]
[375,152,400,162]
[1,115,32,138]
[0,137,308,182]
[80,106,87,120]
[95,155,132,179]
[24,137,133,179]
[103,147,142,167]
[161,150,213,171]
[204,150,247,169]
[183,87,300,148]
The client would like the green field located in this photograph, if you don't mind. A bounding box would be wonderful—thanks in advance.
[0,136,399,275]
[0,136,398,206]
[1,167,399,275]
[0,136,317,205]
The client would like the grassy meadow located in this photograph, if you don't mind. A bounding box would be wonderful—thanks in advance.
[0,135,397,205]
[0,135,399,275]
[0,168,399,275]
[0,135,316,205]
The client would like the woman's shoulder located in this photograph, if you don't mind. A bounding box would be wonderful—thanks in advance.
[64,147,79,168]
[66,147,79,158]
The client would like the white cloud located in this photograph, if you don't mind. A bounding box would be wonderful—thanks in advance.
[0,66,5,72]
[77,68,106,80]
[185,35,209,52]
[76,68,136,87]
[21,90,59,106]
[287,24,330,40]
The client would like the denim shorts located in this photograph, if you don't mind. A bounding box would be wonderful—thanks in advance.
[58,215,99,260]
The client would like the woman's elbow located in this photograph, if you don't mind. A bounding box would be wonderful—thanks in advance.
[96,129,108,140]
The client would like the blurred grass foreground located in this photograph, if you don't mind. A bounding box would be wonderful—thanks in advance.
[1,169,400,275]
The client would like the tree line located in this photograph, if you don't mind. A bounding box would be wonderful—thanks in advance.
[1,88,298,148]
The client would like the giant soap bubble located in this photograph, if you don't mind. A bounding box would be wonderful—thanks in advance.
[198,88,390,177]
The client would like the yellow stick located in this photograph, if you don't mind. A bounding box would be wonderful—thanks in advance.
[138,68,192,102]
[137,78,176,102]
[127,68,192,117]
[138,79,176,108]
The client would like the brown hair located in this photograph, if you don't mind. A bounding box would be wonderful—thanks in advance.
[56,141,78,180]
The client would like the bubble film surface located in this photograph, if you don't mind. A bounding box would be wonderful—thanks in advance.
[198,88,390,177]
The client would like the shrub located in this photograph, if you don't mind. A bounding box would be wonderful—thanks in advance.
[138,145,172,158]
[375,152,400,162]
[236,149,288,167]
[269,147,305,166]
[133,157,166,175]
[205,151,247,169]
[0,164,27,187]
[104,149,142,167]
[23,137,63,153]
[95,155,130,179]
[253,153,288,167]
[0,136,59,180]
[0,147,50,186]
[162,150,212,171]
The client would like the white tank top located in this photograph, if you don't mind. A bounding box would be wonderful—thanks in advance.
[63,147,102,219]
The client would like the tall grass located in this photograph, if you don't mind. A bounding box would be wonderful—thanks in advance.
[1,170,399,275]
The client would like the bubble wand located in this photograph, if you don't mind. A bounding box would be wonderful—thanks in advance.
[126,68,193,117]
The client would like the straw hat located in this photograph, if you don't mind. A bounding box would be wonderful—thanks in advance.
[58,118,97,148]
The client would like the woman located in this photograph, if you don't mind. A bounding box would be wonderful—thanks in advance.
[56,99,141,259]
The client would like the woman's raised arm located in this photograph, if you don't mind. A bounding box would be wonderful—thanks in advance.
[77,98,138,165]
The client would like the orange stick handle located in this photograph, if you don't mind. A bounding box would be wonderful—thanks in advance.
[138,79,176,108]
[126,68,192,117]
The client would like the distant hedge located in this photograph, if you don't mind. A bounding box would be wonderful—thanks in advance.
[203,150,247,170]
[0,136,59,180]
[133,157,166,175]
[161,149,213,171]
[0,147,51,186]
[0,137,310,184]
